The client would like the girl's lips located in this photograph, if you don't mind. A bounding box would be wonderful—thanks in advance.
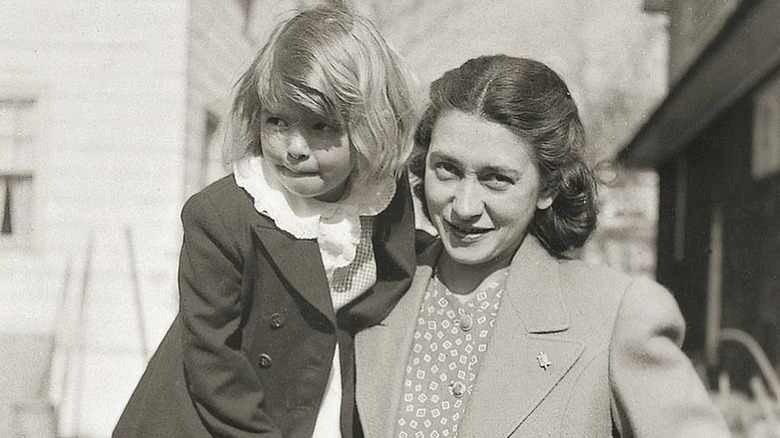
[279,165,317,176]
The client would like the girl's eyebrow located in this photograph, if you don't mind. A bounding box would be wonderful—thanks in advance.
[261,108,302,125]
[260,108,281,116]
[262,105,332,123]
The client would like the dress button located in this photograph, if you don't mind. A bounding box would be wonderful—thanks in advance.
[258,353,272,368]
[270,312,285,329]
[449,381,466,398]
[459,314,473,331]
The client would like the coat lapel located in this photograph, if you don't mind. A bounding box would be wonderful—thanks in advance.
[250,220,335,323]
[355,243,440,438]
[248,175,417,328]
[459,236,584,438]
[346,175,417,330]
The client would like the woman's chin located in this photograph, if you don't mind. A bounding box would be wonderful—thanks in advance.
[440,241,493,267]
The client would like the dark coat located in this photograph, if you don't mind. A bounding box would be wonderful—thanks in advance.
[114,174,416,438]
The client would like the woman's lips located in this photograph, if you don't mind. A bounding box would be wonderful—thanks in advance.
[444,220,492,241]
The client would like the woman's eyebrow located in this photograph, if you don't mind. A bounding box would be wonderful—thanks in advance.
[481,165,521,178]
[431,151,522,178]
[428,151,459,164]
[430,151,520,176]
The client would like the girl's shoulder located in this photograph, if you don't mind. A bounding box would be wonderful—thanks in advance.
[181,174,258,227]
[185,174,249,210]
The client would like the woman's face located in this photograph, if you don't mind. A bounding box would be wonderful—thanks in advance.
[425,110,553,269]
[259,101,355,202]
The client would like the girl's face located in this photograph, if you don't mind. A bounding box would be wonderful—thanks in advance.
[425,110,553,270]
[260,101,355,202]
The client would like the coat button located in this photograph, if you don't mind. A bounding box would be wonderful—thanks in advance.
[258,353,272,368]
[270,313,285,329]
[459,314,473,332]
[449,381,466,398]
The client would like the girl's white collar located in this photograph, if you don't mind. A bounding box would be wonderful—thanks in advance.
[233,155,396,271]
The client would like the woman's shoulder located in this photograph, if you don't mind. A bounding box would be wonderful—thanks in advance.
[557,258,634,298]
[559,259,675,303]
[557,259,682,331]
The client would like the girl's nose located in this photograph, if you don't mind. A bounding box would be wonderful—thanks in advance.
[451,180,484,221]
[286,131,310,162]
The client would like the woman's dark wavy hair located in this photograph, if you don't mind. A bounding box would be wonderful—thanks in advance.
[410,55,597,258]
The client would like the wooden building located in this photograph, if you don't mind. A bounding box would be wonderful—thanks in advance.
[0,0,671,435]
[0,0,296,435]
[619,0,780,384]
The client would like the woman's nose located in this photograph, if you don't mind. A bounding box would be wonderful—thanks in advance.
[451,180,483,220]
[286,130,310,162]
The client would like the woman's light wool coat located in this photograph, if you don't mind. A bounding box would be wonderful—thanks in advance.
[356,235,730,438]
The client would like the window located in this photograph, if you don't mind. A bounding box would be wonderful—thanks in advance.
[753,72,780,179]
[236,0,254,38]
[673,157,687,261]
[0,98,36,248]
[200,111,225,187]
[705,205,724,365]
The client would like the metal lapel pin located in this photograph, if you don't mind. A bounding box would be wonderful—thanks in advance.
[536,352,551,371]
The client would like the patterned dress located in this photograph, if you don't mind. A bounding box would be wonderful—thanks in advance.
[395,269,508,438]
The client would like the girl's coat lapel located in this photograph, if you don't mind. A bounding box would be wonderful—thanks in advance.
[248,177,417,329]
[251,219,336,323]
[356,236,584,438]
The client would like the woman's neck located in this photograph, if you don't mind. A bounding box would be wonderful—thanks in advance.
[436,251,513,296]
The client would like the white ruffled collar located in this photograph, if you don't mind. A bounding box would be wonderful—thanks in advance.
[233,155,396,273]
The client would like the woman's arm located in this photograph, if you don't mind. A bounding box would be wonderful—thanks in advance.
[178,192,283,438]
[608,277,730,437]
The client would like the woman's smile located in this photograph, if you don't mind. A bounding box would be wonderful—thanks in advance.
[443,219,493,243]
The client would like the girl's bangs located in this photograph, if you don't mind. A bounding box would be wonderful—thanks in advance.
[257,65,341,125]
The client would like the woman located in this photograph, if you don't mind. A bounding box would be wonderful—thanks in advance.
[355,55,729,437]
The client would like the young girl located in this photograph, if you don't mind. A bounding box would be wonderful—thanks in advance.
[115,6,418,438]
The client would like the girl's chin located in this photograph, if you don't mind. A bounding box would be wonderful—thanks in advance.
[283,182,346,202]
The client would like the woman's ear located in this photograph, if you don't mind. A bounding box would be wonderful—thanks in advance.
[537,195,553,210]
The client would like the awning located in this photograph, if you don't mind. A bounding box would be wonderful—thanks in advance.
[618,0,780,168]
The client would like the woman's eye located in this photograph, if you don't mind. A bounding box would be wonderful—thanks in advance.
[434,162,459,180]
[482,174,514,189]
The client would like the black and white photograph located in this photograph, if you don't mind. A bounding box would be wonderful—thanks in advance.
[1,0,778,437]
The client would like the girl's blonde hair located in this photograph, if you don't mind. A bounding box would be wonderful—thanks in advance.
[223,5,418,180]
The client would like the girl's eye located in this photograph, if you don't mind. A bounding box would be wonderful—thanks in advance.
[482,174,514,190]
[265,116,288,128]
[433,162,459,180]
[312,121,338,133]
